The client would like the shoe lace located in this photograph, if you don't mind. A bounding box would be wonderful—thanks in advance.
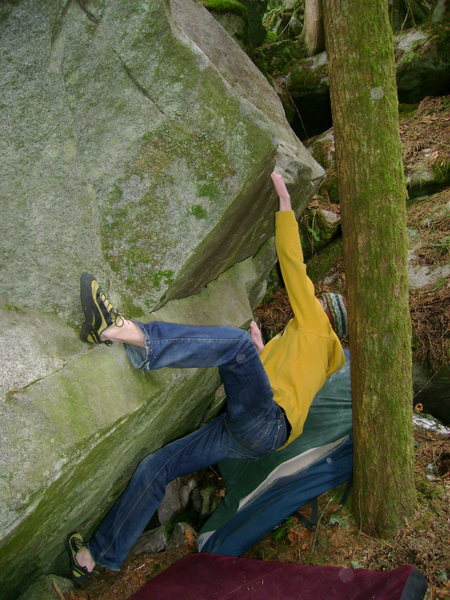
[98,290,124,327]
[72,535,87,554]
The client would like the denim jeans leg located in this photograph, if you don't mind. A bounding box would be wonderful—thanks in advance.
[125,321,287,452]
[127,321,272,405]
[89,321,289,569]
[126,321,257,369]
[88,414,262,570]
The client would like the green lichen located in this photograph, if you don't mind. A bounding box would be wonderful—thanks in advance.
[1,303,25,314]
[124,246,152,267]
[189,204,208,219]
[116,293,146,319]
[198,181,219,198]
[109,184,124,203]
[99,25,274,310]
[149,270,175,290]
[133,123,233,186]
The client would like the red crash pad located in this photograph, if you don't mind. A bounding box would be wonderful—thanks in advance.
[127,553,427,600]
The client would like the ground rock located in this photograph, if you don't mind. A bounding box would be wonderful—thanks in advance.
[158,476,197,525]
[131,526,169,555]
[308,188,449,420]
[17,575,74,600]
[400,96,450,196]
[201,0,269,51]
[202,1,248,50]
[299,207,341,259]
[210,10,248,50]
[306,97,450,201]
[407,188,450,288]
[131,522,196,555]
[395,24,450,103]
[306,237,344,289]
[306,129,338,202]
[192,484,223,518]
[305,118,449,423]
[408,189,449,421]
[168,522,197,549]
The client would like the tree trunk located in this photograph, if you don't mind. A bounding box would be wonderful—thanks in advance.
[300,0,325,56]
[322,0,416,536]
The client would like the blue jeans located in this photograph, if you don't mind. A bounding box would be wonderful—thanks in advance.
[88,321,288,570]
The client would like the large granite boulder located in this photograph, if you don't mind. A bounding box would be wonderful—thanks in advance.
[0,0,323,597]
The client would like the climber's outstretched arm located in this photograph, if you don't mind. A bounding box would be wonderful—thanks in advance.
[270,172,332,333]
[271,172,292,212]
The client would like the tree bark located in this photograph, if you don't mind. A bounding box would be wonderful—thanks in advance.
[322,0,416,536]
[300,0,325,56]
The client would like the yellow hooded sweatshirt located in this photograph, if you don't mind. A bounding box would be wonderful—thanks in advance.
[260,210,345,447]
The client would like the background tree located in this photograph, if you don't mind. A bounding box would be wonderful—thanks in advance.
[321,0,417,536]
[300,0,325,56]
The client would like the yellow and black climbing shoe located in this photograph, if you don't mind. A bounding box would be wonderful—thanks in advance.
[65,531,98,586]
[80,272,123,344]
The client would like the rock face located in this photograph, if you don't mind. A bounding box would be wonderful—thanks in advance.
[1,0,321,321]
[0,1,322,597]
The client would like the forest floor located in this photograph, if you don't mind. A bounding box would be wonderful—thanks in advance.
[60,420,449,600]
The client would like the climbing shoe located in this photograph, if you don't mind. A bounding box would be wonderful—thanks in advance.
[65,531,98,586]
[80,272,123,344]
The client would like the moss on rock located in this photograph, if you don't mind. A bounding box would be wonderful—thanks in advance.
[285,54,329,96]
[200,0,247,18]
[299,207,341,259]
[395,23,450,102]
[306,236,343,285]
[253,39,303,76]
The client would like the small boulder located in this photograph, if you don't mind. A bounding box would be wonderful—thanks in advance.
[17,575,73,600]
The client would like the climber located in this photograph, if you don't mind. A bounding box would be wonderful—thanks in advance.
[65,172,348,584]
